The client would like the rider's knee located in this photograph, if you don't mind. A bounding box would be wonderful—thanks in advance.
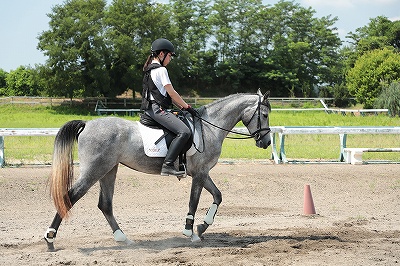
[178,129,191,141]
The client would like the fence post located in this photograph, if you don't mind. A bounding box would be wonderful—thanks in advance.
[0,136,4,167]
[279,133,287,163]
[270,132,280,164]
[339,133,347,162]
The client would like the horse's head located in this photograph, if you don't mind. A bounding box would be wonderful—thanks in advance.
[242,90,271,149]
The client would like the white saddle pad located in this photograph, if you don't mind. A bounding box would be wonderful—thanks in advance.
[138,119,200,157]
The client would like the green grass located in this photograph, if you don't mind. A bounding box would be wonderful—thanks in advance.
[1,104,399,164]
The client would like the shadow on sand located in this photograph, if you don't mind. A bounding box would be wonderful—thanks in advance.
[78,231,343,254]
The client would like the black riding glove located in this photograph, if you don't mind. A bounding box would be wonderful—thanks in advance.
[185,106,197,116]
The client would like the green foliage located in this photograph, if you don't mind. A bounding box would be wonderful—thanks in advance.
[261,1,341,97]
[3,66,45,96]
[346,48,400,108]
[348,16,400,52]
[9,0,400,109]
[106,0,175,96]
[345,16,400,73]
[319,83,353,108]
[375,81,400,117]
[0,69,7,89]
[37,0,110,98]
[32,0,342,98]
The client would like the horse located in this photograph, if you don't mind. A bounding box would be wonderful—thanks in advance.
[43,90,271,251]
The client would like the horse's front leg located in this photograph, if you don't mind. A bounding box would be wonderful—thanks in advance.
[196,175,222,238]
[183,173,206,242]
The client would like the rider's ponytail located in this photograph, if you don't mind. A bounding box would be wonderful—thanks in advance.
[143,54,155,71]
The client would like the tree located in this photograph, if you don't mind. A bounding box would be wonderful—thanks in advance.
[258,0,341,97]
[207,0,259,92]
[0,69,7,95]
[346,48,400,108]
[4,66,45,96]
[348,16,400,50]
[345,16,400,68]
[106,0,174,97]
[170,0,214,94]
[375,81,400,117]
[38,0,109,98]
[34,0,343,98]
[341,16,400,107]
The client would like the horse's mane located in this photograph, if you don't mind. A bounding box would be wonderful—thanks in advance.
[203,93,257,109]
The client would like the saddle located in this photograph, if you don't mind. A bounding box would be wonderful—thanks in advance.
[138,111,200,170]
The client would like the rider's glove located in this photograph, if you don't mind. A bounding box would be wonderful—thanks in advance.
[185,105,197,116]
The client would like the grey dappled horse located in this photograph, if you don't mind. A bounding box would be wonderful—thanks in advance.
[44,90,271,251]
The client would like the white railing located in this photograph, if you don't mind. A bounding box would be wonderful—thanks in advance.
[1,126,399,167]
[234,126,400,163]
[0,128,59,166]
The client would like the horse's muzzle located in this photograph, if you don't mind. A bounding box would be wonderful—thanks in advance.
[256,138,271,149]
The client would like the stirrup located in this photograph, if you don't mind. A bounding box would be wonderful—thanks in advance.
[161,164,186,177]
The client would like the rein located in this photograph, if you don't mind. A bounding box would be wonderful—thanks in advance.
[189,95,271,141]
[196,116,255,139]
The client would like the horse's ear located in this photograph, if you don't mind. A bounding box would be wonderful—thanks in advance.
[257,88,262,96]
[263,90,270,99]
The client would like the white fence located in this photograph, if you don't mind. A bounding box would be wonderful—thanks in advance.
[1,126,399,167]
[0,128,60,166]
[232,126,400,163]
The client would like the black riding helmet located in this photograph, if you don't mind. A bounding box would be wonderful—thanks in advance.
[151,38,176,56]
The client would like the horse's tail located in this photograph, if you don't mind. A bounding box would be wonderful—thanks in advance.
[50,120,86,219]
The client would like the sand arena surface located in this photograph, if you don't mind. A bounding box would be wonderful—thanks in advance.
[1,162,400,265]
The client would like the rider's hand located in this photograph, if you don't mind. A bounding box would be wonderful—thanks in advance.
[185,105,197,116]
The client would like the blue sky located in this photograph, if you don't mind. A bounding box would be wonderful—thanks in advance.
[0,0,399,72]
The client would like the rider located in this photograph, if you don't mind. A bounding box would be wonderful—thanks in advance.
[141,38,196,177]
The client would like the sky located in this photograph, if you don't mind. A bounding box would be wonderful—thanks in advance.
[0,0,399,72]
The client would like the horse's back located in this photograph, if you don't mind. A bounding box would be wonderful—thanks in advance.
[78,117,138,160]
[80,117,136,142]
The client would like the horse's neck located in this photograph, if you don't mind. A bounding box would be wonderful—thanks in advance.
[204,94,256,132]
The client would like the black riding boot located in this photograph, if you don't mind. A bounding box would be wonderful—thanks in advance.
[161,163,185,177]
[161,134,188,177]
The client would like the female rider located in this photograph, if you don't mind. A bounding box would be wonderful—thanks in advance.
[141,38,196,177]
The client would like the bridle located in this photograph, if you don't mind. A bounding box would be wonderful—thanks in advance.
[189,94,271,141]
[241,94,271,141]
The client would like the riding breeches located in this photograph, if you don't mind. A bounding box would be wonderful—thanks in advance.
[145,103,191,164]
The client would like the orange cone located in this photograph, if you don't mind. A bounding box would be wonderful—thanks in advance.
[303,184,316,215]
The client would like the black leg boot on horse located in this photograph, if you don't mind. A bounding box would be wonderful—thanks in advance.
[161,131,190,177]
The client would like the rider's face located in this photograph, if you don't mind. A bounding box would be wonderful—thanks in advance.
[160,51,173,66]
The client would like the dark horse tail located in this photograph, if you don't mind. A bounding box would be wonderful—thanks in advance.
[50,120,86,219]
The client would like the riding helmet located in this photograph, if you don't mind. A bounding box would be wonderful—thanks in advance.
[151,38,176,56]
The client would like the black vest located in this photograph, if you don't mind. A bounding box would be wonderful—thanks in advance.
[141,63,172,110]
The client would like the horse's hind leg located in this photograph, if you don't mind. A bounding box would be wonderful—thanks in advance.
[196,175,222,238]
[44,213,62,251]
[44,178,96,251]
[98,165,133,245]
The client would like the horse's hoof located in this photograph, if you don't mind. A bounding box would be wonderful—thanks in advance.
[191,233,201,242]
[124,238,134,245]
[44,238,55,252]
[196,224,207,237]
